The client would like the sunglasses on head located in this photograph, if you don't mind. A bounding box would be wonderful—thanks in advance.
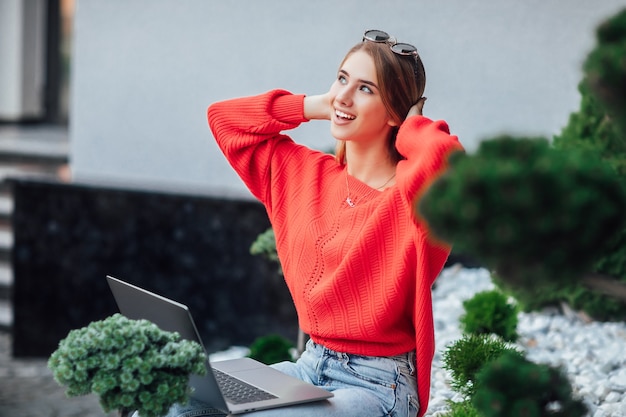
[362,29,419,59]
[362,29,422,84]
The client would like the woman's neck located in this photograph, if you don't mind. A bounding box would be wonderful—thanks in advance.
[345,148,396,189]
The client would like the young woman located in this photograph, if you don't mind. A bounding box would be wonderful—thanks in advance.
[171,29,463,417]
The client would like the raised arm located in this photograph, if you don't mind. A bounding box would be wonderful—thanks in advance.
[207,90,308,203]
[394,110,464,226]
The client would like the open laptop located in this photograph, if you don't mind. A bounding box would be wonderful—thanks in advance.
[106,275,333,414]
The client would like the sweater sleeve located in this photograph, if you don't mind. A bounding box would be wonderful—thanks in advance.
[207,89,308,206]
[394,116,463,417]
[395,115,464,234]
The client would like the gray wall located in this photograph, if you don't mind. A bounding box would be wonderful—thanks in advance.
[70,0,626,196]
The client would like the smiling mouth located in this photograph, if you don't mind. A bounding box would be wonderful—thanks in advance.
[335,109,356,120]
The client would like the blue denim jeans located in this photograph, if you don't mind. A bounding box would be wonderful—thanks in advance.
[163,339,419,417]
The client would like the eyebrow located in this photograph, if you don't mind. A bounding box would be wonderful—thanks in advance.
[339,69,380,91]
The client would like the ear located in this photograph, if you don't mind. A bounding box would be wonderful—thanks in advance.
[386,116,399,127]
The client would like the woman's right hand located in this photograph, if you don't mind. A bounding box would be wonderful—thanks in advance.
[406,97,427,118]
[304,92,332,120]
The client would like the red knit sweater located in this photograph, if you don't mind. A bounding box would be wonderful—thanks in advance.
[207,89,463,416]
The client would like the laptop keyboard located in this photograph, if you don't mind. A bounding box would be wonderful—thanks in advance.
[213,368,278,404]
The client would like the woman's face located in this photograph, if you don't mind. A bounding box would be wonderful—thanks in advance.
[329,50,396,144]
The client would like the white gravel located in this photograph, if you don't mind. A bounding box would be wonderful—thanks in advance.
[427,265,626,417]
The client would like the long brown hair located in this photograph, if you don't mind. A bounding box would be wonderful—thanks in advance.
[335,40,426,165]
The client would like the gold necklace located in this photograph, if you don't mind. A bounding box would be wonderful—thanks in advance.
[345,169,396,208]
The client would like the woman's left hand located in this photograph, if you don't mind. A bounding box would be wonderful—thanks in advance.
[406,97,427,118]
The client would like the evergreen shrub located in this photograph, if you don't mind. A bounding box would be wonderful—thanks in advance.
[583,8,626,134]
[481,8,626,319]
[250,227,281,273]
[440,400,481,417]
[441,334,523,398]
[539,7,626,320]
[419,136,626,290]
[48,314,207,417]
[460,290,518,342]
[472,352,588,417]
[248,334,294,365]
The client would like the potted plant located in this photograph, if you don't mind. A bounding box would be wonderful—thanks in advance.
[48,313,207,417]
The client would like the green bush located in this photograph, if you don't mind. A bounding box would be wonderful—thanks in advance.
[250,227,279,264]
[440,400,481,417]
[248,334,294,365]
[473,352,588,417]
[442,334,523,398]
[460,290,518,342]
[554,81,626,177]
[533,8,626,321]
[250,227,282,275]
[419,136,626,289]
[494,266,626,321]
[48,314,207,417]
[584,8,626,134]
